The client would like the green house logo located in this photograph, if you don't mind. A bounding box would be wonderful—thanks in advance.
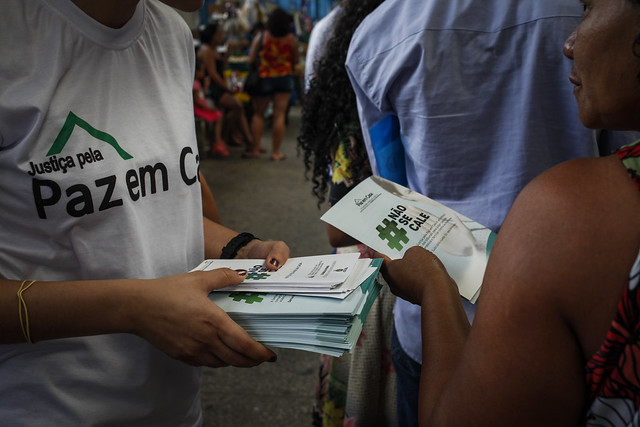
[47,111,133,160]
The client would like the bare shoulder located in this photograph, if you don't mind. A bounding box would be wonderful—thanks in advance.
[481,155,640,356]
[430,156,640,424]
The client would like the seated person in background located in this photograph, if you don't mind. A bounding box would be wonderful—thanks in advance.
[194,56,225,156]
[378,0,640,424]
[198,21,254,153]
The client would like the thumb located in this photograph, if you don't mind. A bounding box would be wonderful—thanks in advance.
[372,251,392,263]
[198,268,248,292]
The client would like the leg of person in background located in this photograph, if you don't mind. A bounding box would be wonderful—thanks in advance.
[269,91,291,161]
[204,113,227,157]
[247,96,270,158]
[218,93,253,151]
[201,96,229,157]
[214,116,223,153]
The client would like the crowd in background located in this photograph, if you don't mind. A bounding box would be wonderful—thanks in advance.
[192,1,306,160]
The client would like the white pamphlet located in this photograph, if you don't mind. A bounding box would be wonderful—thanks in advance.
[321,176,496,302]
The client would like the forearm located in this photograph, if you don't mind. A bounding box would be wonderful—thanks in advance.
[0,277,134,344]
[203,217,241,259]
[327,224,360,248]
[420,288,470,426]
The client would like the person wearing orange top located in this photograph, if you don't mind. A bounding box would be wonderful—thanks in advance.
[246,7,299,161]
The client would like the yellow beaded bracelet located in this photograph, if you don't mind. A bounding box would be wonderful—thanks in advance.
[17,280,38,343]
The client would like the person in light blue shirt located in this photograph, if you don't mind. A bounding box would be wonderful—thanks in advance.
[345,0,640,425]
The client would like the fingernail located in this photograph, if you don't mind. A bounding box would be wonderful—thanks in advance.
[235,269,248,277]
[269,258,279,268]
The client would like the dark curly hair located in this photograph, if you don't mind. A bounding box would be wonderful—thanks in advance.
[298,0,385,207]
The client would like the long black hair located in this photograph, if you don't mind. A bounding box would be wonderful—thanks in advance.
[298,0,385,207]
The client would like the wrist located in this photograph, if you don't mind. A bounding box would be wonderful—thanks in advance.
[109,279,141,335]
[220,232,260,259]
[236,238,260,259]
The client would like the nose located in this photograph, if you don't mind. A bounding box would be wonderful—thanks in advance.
[563,30,576,60]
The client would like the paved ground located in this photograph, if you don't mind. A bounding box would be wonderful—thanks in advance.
[198,105,333,426]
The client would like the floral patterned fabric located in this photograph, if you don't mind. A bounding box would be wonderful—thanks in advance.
[585,141,640,425]
[312,125,396,427]
[312,264,397,427]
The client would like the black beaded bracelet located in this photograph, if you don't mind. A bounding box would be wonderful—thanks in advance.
[220,232,259,259]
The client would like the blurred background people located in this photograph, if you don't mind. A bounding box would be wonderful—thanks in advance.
[247,7,298,161]
[198,21,254,154]
[194,55,225,156]
[242,0,265,29]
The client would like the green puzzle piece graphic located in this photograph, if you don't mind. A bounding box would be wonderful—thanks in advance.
[229,292,267,304]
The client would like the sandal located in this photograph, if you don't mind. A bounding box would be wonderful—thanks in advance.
[211,142,230,157]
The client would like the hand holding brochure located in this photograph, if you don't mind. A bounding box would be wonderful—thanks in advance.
[321,176,496,303]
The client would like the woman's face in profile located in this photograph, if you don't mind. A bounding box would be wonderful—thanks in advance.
[564,0,640,130]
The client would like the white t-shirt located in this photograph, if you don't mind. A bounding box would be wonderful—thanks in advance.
[304,6,343,92]
[0,0,205,424]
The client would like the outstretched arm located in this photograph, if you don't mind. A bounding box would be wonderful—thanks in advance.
[0,269,277,367]
[380,156,640,426]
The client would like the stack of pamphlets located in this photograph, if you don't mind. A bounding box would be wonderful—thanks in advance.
[193,255,382,357]
[321,176,496,303]
[195,253,375,299]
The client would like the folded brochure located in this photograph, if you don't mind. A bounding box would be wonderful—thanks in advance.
[321,176,496,303]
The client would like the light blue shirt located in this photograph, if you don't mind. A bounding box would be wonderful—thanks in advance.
[346,0,640,364]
